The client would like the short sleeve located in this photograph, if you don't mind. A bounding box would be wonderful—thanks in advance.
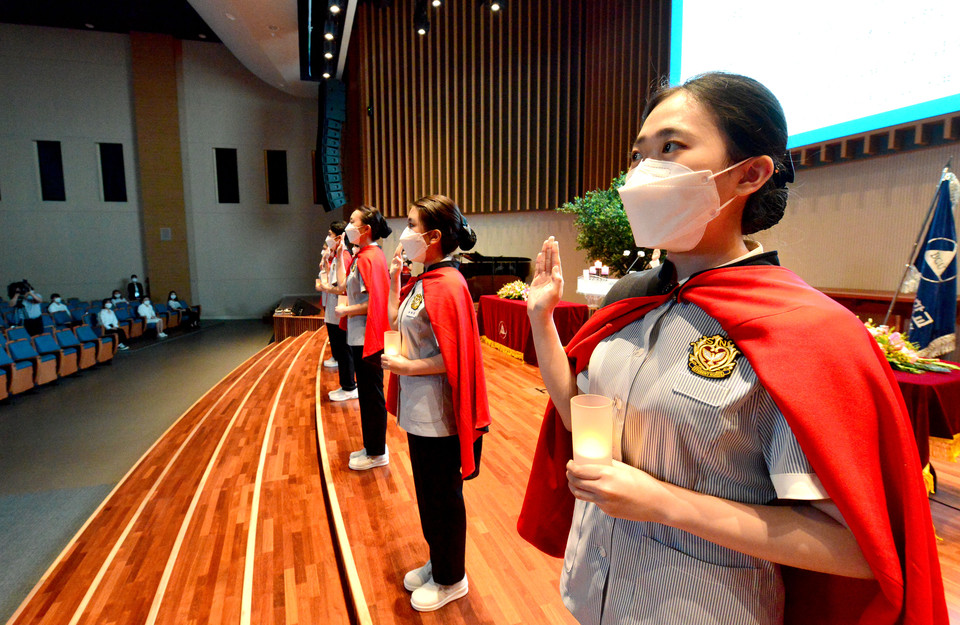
[754,388,829,501]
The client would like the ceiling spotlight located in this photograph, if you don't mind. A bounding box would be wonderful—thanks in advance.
[490,2,501,10]
[324,40,335,59]
[432,0,442,6]
[328,0,341,14]
[322,71,331,79]
[84,23,95,29]
[198,33,207,39]
[224,12,236,20]
[414,0,430,35]
[323,21,337,41]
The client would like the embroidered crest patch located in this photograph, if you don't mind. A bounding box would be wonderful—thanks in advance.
[410,293,424,310]
[688,335,740,379]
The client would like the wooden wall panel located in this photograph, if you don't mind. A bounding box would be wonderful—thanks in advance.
[353,0,669,217]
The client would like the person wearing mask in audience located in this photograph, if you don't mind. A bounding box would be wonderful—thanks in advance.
[137,297,167,338]
[316,220,358,401]
[382,195,491,612]
[111,290,127,304]
[335,206,392,470]
[127,274,145,301]
[167,290,199,329]
[9,282,44,336]
[47,293,68,315]
[517,72,945,625]
[97,299,129,350]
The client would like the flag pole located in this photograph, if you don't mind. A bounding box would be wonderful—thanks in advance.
[882,157,954,328]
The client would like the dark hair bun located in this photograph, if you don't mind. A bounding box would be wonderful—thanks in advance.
[377,212,393,238]
[457,219,477,251]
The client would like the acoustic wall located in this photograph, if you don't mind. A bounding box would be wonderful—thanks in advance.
[354,0,670,217]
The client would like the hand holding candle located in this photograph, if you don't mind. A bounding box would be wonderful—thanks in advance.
[570,394,613,465]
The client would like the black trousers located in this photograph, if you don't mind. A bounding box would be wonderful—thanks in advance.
[350,345,386,456]
[326,323,356,392]
[24,317,43,336]
[408,432,466,585]
[102,328,127,344]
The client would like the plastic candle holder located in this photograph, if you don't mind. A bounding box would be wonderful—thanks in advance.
[570,394,613,465]
[383,330,401,356]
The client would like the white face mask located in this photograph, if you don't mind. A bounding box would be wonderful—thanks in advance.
[54,298,61,303]
[131,277,138,283]
[105,303,113,309]
[344,223,361,243]
[618,158,746,252]
[399,227,430,263]
[143,300,150,306]
[325,235,337,249]
[170,294,177,300]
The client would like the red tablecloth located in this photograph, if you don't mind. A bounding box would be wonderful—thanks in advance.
[477,295,589,365]
[894,365,960,467]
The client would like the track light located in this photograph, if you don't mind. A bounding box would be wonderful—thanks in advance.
[323,21,336,41]
[414,0,430,35]
[328,0,341,14]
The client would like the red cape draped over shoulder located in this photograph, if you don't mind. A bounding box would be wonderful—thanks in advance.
[516,264,947,625]
[387,266,491,477]
[343,244,390,359]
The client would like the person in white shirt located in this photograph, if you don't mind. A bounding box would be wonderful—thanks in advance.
[137,297,167,338]
[167,290,199,329]
[97,299,129,350]
[47,293,68,314]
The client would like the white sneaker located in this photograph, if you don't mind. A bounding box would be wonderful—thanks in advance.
[403,561,432,592]
[348,451,389,471]
[158,332,168,338]
[410,576,468,612]
[329,388,359,401]
[349,448,366,460]
[323,357,339,369]
[118,343,129,350]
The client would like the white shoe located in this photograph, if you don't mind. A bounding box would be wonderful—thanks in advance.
[410,576,468,612]
[158,332,168,338]
[323,357,339,369]
[403,561,432,592]
[118,343,129,350]
[349,448,366,460]
[329,388,359,401]
[348,451,389,471]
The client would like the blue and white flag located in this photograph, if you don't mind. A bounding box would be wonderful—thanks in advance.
[909,172,958,357]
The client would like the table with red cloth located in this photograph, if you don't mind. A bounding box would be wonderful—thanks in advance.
[477,295,589,366]
[894,366,960,468]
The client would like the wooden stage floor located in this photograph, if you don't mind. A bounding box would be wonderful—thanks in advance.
[6,325,960,624]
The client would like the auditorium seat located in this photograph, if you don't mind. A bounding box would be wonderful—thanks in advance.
[6,327,30,342]
[56,328,97,370]
[114,306,142,339]
[52,310,73,328]
[40,314,55,334]
[0,343,34,396]
[70,306,88,325]
[6,339,57,386]
[155,303,179,329]
[75,324,114,364]
[34,333,79,378]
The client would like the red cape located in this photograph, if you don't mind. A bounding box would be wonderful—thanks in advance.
[387,266,491,477]
[516,264,946,625]
[344,245,390,359]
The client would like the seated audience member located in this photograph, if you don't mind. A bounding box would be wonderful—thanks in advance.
[167,290,200,329]
[127,274,145,301]
[9,281,44,336]
[137,297,167,338]
[111,290,127,304]
[47,293,68,314]
[97,299,129,350]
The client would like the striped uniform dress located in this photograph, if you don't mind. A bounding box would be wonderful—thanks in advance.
[561,298,827,625]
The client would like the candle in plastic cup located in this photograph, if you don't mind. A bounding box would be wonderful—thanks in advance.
[383,330,401,356]
[338,295,348,308]
[570,394,613,465]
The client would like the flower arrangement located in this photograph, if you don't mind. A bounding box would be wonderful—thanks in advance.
[497,280,529,301]
[865,320,960,374]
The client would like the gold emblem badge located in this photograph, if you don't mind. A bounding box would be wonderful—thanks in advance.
[410,293,424,310]
[688,335,740,379]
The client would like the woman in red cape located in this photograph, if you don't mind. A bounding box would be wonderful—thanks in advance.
[336,205,392,471]
[517,72,947,624]
[381,195,491,612]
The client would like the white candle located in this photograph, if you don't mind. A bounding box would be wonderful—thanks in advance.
[589,267,597,276]
[594,260,603,268]
[338,294,348,308]
[383,330,401,356]
[583,269,589,279]
[601,266,609,276]
[570,394,613,466]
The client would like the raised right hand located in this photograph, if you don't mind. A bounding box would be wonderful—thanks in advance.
[527,236,563,318]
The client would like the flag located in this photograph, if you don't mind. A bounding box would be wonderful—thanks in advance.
[909,172,958,358]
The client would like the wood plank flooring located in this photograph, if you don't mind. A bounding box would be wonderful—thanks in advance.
[8,331,349,625]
